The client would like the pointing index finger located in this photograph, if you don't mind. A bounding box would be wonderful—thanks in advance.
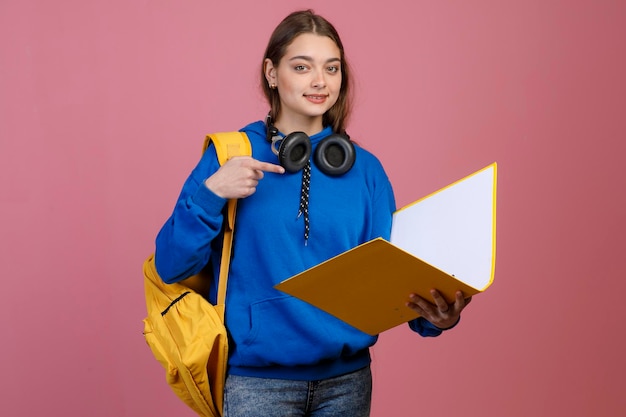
[254,160,285,174]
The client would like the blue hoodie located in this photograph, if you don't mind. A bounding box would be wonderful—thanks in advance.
[155,120,443,381]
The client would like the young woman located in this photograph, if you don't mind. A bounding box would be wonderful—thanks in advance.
[154,9,471,417]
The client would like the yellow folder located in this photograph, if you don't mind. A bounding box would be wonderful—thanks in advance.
[274,163,497,336]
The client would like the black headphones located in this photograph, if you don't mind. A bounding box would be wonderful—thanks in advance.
[265,116,356,176]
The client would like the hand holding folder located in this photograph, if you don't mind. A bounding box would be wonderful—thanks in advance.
[275,163,497,335]
[406,288,473,331]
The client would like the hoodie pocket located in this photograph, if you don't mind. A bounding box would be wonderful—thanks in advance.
[236,295,349,367]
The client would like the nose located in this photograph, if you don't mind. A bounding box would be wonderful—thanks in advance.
[311,70,326,89]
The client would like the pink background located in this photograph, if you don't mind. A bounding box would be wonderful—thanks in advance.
[1,1,625,416]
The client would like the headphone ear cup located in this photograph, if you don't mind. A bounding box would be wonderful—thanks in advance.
[278,131,312,173]
[314,134,356,176]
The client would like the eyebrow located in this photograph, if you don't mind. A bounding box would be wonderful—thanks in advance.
[288,55,341,64]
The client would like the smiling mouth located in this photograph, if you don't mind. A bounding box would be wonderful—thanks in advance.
[304,94,328,102]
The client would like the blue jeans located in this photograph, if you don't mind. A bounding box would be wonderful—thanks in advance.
[223,366,372,417]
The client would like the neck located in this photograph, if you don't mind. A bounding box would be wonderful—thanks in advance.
[274,114,324,137]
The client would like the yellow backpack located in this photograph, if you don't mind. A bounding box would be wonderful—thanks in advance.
[142,132,251,417]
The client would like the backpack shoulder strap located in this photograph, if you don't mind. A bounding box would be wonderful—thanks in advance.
[203,131,252,163]
[203,131,252,229]
[203,131,251,308]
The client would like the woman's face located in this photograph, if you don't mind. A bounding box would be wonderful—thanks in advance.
[265,33,342,131]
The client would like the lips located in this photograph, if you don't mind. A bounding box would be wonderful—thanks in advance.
[304,94,328,104]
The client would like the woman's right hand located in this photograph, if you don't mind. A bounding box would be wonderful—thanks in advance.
[204,156,285,199]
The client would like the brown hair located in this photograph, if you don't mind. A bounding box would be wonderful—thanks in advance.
[261,10,353,134]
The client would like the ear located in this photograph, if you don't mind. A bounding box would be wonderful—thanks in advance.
[264,58,277,85]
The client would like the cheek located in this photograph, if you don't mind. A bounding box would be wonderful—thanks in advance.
[330,80,342,101]
[330,76,342,93]
[277,78,299,97]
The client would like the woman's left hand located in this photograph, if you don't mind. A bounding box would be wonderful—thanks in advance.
[406,289,472,330]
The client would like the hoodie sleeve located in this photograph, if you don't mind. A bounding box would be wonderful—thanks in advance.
[408,317,444,337]
[154,145,227,283]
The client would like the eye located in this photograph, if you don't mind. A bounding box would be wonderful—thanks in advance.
[294,65,308,72]
[327,65,340,74]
